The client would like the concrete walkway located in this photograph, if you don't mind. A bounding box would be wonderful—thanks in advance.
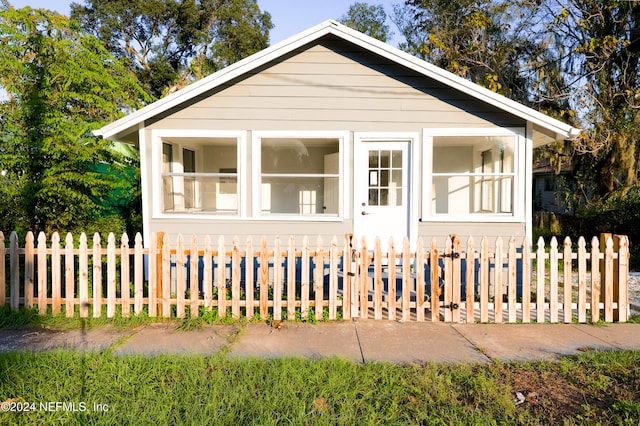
[1,321,639,363]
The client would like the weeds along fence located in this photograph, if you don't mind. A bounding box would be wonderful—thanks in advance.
[0,231,630,323]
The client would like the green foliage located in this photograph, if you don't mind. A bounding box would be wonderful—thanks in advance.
[557,185,640,267]
[393,0,530,99]
[547,0,640,199]
[0,6,147,236]
[71,0,273,98]
[338,2,393,42]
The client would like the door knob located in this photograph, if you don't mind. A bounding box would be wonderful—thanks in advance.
[361,211,370,215]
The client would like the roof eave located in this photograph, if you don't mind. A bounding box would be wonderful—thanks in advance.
[95,19,581,142]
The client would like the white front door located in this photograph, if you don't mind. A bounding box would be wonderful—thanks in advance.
[354,139,410,249]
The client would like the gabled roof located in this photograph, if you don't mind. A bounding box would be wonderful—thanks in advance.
[96,20,581,142]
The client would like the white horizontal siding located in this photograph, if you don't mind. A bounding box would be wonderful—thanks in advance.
[149,42,523,132]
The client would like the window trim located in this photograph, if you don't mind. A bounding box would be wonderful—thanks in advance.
[422,127,525,222]
[151,129,246,219]
[251,130,348,221]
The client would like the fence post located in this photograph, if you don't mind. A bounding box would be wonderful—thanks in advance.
[343,234,352,320]
[415,237,425,322]
[494,237,503,323]
[387,237,396,321]
[373,237,383,320]
[329,236,338,320]
[162,233,171,318]
[148,233,157,318]
[203,235,213,312]
[549,237,559,323]
[107,233,117,318]
[37,232,47,315]
[443,235,453,323]
[0,232,5,307]
[536,237,546,323]
[430,237,439,322]
[452,235,462,324]
[258,237,268,319]
[79,233,88,318]
[272,237,281,321]
[465,236,475,324]
[577,237,587,323]
[121,233,130,317]
[231,236,242,319]
[190,235,199,318]
[314,236,324,321]
[245,237,254,319]
[156,232,164,317]
[507,237,517,324]
[10,232,20,311]
[562,237,573,323]
[65,233,75,317]
[300,236,310,319]
[521,237,531,324]
[360,237,369,320]
[176,234,185,318]
[51,233,61,315]
[479,237,489,323]
[92,234,102,317]
[591,236,601,323]
[134,233,143,315]
[604,237,615,322]
[617,236,629,322]
[600,233,625,321]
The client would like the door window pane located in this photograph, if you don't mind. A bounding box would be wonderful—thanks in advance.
[367,149,403,207]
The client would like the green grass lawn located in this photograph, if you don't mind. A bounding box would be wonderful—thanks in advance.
[1,349,639,425]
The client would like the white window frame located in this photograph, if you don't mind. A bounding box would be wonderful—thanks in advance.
[422,127,525,222]
[151,129,247,219]
[251,130,349,221]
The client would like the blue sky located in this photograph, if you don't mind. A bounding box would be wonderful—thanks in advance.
[8,0,402,46]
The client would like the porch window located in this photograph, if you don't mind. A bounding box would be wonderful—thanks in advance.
[161,137,239,214]
[431,135,515,216]
[259,137,340,216]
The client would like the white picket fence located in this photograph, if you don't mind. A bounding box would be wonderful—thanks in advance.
[0,231,630,323]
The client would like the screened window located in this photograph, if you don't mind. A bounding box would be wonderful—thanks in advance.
[259,137,340,215]
[161,138,239,214]
[431,135,515,215]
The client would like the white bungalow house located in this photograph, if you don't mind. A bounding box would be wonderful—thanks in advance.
[96,20,580,248]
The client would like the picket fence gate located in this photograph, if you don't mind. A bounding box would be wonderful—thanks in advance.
[0,231,630,323]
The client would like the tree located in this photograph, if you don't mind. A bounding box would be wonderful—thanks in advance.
[339,2,392,42]
[70,0,273,99]
[0,6,147,235]
[392,0,534,98]
[543,0,640,198]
